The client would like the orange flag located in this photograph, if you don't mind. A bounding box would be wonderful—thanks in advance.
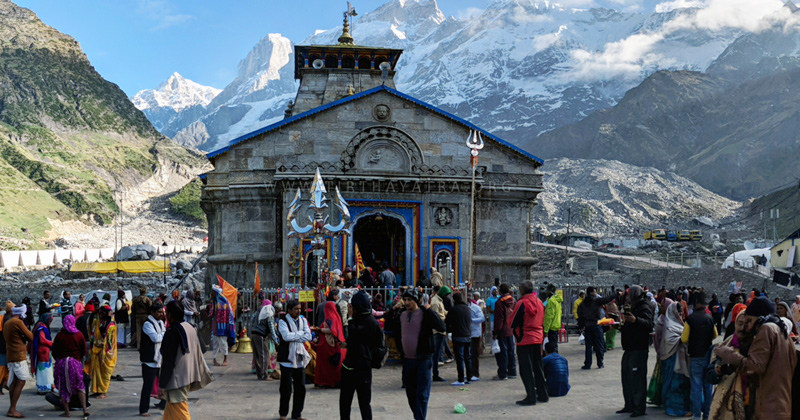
[217,274,238,319]
[254,262,261,295]
[355,243,365,276]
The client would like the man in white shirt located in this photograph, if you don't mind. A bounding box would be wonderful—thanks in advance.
[139,302,166,416]
[277,300,312,420]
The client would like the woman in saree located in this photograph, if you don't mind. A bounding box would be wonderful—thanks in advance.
[31,313,55,394]
[53,315,89,418]
[313,301,346,388]
[89,305,117,399]
[660,301,691,416]
[710,307,754,420]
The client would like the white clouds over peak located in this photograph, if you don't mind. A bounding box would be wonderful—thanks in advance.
[136,0,193,31]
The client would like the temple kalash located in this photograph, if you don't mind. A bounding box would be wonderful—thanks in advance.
[200,13,544,291]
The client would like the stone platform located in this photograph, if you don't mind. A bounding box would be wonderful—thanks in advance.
[8,337,679,419]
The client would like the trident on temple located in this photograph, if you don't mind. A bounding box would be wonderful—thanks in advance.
[465,129,484,286]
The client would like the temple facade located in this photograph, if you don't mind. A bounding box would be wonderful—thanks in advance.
[201,25,544,289]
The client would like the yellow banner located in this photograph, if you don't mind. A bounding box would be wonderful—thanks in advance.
[299,290,315,303]
[70,260,170,274]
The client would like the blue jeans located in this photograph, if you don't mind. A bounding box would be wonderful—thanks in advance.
[431,334,445,378]
[495,336,517,378]
[689,357,712,418]
[403,358,433,420]
[583,324,605,368]
[453,338,472,382]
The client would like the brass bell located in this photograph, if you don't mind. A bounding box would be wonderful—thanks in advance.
[236,335,254,354]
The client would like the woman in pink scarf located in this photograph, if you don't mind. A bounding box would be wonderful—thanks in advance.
[52,315,89,417]
[313,301,346,388]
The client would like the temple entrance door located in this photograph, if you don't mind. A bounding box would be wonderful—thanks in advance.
[435,250,455,286]
[353,213,407,285]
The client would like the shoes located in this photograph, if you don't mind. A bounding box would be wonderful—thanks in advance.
[491,376,507,381]
[444,358,454,364]
[616,408,632,414]
[432,376,447,382]
[598,364,605,369]
[438,362,445,366]
[515,399,536,406]
[451,381,465,386]
[469,376,480,381]
[537,398,549,403]
[465,381,472,385]
[630,413,646,418]
[581,366,592,370]
[507,375,517,379]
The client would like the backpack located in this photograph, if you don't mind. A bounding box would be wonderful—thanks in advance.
[371,326,388,369]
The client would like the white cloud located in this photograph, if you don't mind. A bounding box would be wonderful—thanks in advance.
[454,7,484,20]
[136,0,193,31]
[534,25,569,50]
[566,0,791,82]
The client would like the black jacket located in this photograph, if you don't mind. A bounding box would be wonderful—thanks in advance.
[620,299,654,351]
[394,307,446,359]
[342,312,382,371]
[685,309,715,358]
[579,294,617,325]
[445,303,472,339]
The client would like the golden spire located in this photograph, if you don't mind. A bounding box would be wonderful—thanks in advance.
[338,3,357,45]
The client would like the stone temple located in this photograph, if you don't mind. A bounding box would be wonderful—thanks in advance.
[200,22,544,289]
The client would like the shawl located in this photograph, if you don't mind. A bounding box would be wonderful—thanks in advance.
[183,290,198,314]
[62,314,79,334]
[661,302,691,377]
[258,301,275,322]
[776,301,798,335]
[31,313,53,372]
[653,298,673,356]
[285,315,311,368]
[323,301,345,343]
[629,285,645,304]
[147,315,166,366]
[372,294,386,312]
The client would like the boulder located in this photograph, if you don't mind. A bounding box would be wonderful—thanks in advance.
[117,244,158,261]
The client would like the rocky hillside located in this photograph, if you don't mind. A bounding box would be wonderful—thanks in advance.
[529,18,800,200]
[0,0,209,249]
[532,158,742,236]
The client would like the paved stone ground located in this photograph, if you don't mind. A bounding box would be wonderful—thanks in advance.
[6,337,678,420]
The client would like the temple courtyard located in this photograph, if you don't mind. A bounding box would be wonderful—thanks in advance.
[8,336,681,419]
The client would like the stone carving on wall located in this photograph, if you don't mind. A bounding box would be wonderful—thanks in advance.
[341,126,424,173]
[373,104,391,122]
[434,207,454,226]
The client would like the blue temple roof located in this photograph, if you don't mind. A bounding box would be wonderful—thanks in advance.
[206,84,543,165]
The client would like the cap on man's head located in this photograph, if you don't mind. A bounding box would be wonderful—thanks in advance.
[745,296,775,318]
[403,289,421,303]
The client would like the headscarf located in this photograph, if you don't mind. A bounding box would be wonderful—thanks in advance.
[777,301,798,335]
[372,293,386,312]
[323,301,345,343]
[258,300,275,322]
[730,303,747,323]
[628,285,644,304]
[646,291,656,304]
[653,297,674,356]
[12,304,26,316]
[490,286,498,296]
[62,314,79,334]
[183,290,197,314]
[438,285,453,298]
[31,312,53,373]
[660,301,683,360]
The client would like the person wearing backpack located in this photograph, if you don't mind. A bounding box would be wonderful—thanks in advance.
[339,290,384,420]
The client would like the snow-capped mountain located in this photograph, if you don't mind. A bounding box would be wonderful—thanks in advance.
[142,0,793,153]
[132,72,220,112]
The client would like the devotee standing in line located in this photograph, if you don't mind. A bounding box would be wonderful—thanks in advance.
[4,303,33,418]
[52,314,89,418]
[39,290,54,317]
[714,296,797,420]
[250,299,276,381]
[74,294,86,318]
[429,285,448,382]
[31,312,55,394]
[210,285,235,367]
[396,288,446,420]
[313,301,346,388]
[445,292,473,386]
[90,305,117,399]
[579,287,617,370]
[492,283,517,380]
[60,291,74,317]
[617,285,654,418]
[339,290,383,420]
[140,301,166,416]
[160,301,213,420]
[277,299,312,420]
[115,290,131,348]
[682,292,716,420]
[510,280,549,406]
[132,287,153,350]
[543,283,562,353]
[542,341,570,397]
[468,292,485,381]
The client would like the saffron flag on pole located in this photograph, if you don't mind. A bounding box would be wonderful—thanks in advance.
[217,274,238,319]
[355,243,365,276]
[254,262,261,295]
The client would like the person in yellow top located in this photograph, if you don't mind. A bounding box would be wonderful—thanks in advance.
[680,292,717,420]
[89,305,118,399]
[574,291,585,331]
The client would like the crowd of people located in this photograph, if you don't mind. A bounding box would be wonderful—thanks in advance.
[0,288,212,419]
[2,279,799,420]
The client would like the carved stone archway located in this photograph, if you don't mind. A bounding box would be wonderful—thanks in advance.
[341,126,424,174]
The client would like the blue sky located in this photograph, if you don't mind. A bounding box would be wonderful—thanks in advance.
[15,0,489,97]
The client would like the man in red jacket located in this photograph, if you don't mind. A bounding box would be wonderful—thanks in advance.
[510,280,549,406]
[492,284,517,380]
